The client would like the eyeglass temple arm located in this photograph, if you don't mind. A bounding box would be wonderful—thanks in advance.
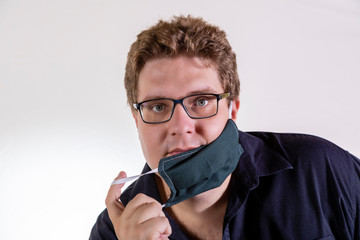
[219,92,230,100]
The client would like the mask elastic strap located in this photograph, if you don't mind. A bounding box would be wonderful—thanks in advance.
[111,168,158,185]
[228,101,233,119]
[111,168,166,208]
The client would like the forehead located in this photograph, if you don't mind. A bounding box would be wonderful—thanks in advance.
[137,56,223,102]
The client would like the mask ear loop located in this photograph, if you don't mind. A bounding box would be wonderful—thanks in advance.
[228,101,233,119]
[111,168,158,185]
[111,168,166,208]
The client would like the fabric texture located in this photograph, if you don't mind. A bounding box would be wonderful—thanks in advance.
[159,119,243,207]
[89,131,360,240]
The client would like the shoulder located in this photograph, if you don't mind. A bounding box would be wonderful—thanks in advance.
[246,131,359,169]
[247,132,360,209]
[243,131,360,198]
[237,131,360,237]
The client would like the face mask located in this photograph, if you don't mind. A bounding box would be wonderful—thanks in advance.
[158,119,243,207]
[111,119,243,208]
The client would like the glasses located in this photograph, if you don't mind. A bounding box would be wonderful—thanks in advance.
[133,93,230,124]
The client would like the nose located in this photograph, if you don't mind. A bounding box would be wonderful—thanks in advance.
[167,103,195,136]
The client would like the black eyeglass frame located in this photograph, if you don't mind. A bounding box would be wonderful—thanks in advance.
[133,92,230,124]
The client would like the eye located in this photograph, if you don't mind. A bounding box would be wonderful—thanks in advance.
[151,104,166,113]
[195,98,209,107]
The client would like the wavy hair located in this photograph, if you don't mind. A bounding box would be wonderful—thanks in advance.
[124,15,240,107]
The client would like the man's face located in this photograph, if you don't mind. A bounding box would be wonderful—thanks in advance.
[133,56,238,170]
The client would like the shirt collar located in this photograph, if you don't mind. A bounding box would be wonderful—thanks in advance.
[230,130,293,194]
[241,131,293,176]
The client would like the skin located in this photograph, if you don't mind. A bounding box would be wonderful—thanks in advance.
[106,55,240,240]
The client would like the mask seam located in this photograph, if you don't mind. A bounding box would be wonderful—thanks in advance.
[160,150,199,205]
[162,120,238,193]
[160,120,239,206]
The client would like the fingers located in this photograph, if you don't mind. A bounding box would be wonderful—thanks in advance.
[106,171,127,221]
[106,171,127,202]
[122,194,172,240]
[105,172,172,240]
[142,217,172,239]
[125,194,164,222]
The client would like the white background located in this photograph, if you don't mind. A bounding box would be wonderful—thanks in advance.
[0,0,359,239]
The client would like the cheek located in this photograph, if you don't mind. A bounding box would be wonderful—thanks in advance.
[137,124,166,169]
[199,103,229,143]
[200,122,224,143]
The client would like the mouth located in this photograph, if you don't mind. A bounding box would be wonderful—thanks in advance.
[166,147,198,157]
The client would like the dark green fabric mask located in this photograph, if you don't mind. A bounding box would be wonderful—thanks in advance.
[158,119,244,207]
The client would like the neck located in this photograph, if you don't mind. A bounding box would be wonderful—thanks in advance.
[156,173,231,216]
[156,175,231,239]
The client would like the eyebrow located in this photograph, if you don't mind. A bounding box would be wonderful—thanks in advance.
[139,87,220,102]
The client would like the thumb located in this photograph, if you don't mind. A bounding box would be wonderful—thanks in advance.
[105,171,127,216]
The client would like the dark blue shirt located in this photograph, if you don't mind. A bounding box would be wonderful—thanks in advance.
[90,131,360,239]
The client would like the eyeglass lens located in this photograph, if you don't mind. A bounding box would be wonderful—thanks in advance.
[139,94,219,123]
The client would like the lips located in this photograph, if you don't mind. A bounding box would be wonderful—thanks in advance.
[166,147,198,157]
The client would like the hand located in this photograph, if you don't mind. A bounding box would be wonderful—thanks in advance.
[105,171,172,240]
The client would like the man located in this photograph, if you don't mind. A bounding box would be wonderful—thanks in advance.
[90,16,360,239]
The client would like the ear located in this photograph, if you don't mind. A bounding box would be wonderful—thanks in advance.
[229,98,240,121]
[132,111,139,128]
